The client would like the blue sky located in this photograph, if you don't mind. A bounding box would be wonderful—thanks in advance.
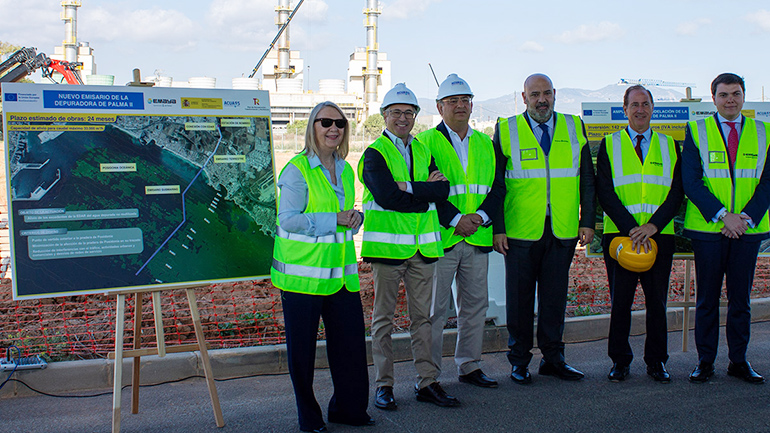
[3,0,770,102]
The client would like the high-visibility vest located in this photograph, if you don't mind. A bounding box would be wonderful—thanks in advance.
[358,135,443,259]
[417,127,495,248]
[497,113,585,240]
[603,130,677,235]
[684,116,770,234]
[271,154,360,294]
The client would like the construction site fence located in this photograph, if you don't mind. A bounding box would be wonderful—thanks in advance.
[2,255,770,363]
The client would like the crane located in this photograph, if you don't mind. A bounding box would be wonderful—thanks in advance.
[618,78,696,88]
[618,78,700,102]
[0,47,83,89]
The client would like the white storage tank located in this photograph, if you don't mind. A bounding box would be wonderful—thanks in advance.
[189,76,216,88]
[232,77,260,89]
[84,74,115,86]
[318,79,345,94]
[275,78,303,93]
[171,81,190,88]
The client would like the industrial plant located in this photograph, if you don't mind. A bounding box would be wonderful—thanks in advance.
[1,0,393,129]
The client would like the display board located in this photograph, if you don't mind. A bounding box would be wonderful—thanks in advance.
[582,100,770,257]
[2,83,276,299]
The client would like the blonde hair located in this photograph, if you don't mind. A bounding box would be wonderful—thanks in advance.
[303,101,350,159]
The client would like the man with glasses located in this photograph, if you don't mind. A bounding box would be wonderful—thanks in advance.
[493,73,596,383]
[359,83,458,409]
[417,74,504,389]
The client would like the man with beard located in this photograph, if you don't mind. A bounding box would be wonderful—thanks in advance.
[417,74,505,389]
[493,73,596,384]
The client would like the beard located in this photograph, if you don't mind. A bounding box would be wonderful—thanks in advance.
[528,101,555,123]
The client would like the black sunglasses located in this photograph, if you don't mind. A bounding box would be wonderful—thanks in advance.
[314,118,347,128]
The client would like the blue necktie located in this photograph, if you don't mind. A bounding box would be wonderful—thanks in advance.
[539,123,551,155]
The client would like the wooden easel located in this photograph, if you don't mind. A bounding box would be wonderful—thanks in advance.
[109,287,225,433]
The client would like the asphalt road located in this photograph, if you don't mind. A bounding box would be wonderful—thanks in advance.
[2,322,770,433]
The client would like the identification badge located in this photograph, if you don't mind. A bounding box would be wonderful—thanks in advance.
[520,148,538,161]
[709,151,726,163]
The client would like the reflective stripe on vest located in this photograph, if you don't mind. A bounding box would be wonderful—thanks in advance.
[359,134,444,259]
[271,154,360,294]
[603,130,677,235]
[684,116,770,234]
[498,113,584,240]
[417,127,496,248]
[272,259,358,280]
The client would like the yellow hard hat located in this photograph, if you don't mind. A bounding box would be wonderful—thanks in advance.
[609,236,658,273]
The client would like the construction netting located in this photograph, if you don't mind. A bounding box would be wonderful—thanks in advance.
[1,255,770,362]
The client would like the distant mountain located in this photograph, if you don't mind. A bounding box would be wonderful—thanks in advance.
[417,85,691,121]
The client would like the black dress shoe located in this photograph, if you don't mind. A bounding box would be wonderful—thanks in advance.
[539,359,584,381]
[646,362,671,383]
[374,386,397,410]
[510,365,532,384]
[459,369,498,388]
[608,363,630,382]
[689,362,714,383]
[414,382,461,407]
[727,361,765,384]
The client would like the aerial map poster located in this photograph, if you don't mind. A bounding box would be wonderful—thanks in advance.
[2,83,276,299]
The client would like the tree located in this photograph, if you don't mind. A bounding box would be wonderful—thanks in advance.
[482,126,495,138]
[286,119,308,135]
[411,123,431,135]
[363,114,385,137]
[0,41,23,56]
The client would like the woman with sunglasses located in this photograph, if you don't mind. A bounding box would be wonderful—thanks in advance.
[272,101,373,432]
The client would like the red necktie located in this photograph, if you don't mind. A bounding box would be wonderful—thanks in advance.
[635,134,644,163]
[726,121,738,167]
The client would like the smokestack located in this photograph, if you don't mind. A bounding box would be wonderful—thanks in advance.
[276,0,292,79]
[61,0,81,63]
[363,0,381,107]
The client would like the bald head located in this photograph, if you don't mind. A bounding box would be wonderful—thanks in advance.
[522,74,555,123]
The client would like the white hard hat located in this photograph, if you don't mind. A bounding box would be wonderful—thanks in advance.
[381,83,420,113]
[436,73,474,101]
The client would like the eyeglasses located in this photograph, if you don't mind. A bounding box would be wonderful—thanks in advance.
[314,118,347,128]
[442,96,472,105]
[386,109,416,120]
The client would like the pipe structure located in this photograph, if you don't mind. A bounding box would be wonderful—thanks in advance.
[363,0,381,106]
[276,0,292,79]
[61,0,81,63]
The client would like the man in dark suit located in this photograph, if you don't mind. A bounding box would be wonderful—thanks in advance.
[682,72,770,384]
[493,73,596,383]
[596,85,683,383]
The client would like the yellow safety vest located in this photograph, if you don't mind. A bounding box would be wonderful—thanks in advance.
[271,154,360,294]
[358,135,443,259]
[417,127,495,248]
[684,116,770,234]
[603,130,677,235]
[497,113,585,240]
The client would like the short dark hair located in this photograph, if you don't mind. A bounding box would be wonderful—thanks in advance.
[623,85,653,107]
[711,73,745,96]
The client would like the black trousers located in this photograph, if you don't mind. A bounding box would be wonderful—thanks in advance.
[281,288,370,431]
[505,219,577,367]
[691,237,760,364]
[603,249,672,366]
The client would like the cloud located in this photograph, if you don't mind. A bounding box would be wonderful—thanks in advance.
[676,18,711,36]
[745,9,770,32]
[519,41,544,53]
[381,0,444,20]
[554,21,623,44]
[206,0,329,52]
[82,6,197,50]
